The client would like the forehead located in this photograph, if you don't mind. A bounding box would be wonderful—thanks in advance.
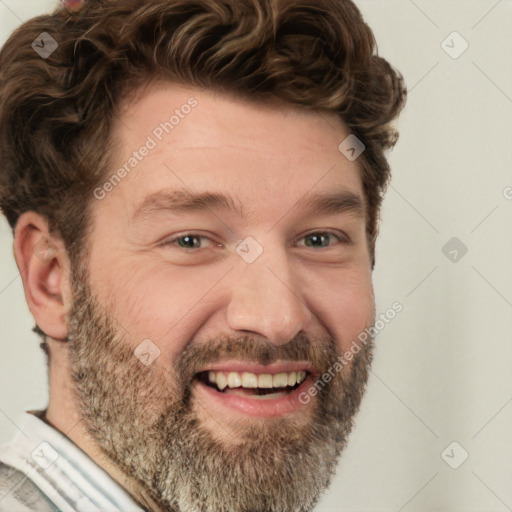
[100,83,365,222]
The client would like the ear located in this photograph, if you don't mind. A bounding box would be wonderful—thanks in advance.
[13,212,73,341]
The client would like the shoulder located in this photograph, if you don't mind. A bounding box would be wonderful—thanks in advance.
[0,461,58,512]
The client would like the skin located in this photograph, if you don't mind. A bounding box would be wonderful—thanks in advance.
[14,83,375,511]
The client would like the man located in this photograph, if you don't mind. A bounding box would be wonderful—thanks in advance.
[0,0,406,510]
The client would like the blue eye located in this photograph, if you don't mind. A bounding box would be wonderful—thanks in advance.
[302,232,341,248]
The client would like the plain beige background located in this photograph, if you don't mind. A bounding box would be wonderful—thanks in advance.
[1,1,511,511]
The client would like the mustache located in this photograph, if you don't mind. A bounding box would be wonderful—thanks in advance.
[174,332,340,384]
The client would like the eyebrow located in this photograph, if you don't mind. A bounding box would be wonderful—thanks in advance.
[132,189,244,221]
[298,190,365,219]
[132,188,365,222]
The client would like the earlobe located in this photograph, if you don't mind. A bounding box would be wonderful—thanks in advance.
[13,212,72,341]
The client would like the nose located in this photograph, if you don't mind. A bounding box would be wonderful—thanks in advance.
[226,249,312,345]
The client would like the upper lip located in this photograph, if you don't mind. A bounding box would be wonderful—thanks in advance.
[196,361,316,377]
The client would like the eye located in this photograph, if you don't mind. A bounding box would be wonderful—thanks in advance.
[176,234,203,249]
[297,231,346,249]
[160,233,219,250]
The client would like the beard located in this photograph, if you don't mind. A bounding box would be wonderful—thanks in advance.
[66,267,374,512]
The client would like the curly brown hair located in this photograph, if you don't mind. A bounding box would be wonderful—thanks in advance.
[0,0,406,267]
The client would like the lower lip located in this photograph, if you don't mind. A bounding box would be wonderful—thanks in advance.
[194,377,313,417]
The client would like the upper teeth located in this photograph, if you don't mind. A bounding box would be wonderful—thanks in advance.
[207,370,307,390]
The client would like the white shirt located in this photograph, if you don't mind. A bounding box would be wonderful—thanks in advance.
[0,410,144,512]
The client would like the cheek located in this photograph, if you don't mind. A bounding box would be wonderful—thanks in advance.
[303,264,375,353]
[88,257,229,360]
[334,292,375,353]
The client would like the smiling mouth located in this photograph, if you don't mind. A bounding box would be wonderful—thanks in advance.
[196,369,309,398]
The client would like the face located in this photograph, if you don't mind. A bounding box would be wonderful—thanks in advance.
[67,84,376,512]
